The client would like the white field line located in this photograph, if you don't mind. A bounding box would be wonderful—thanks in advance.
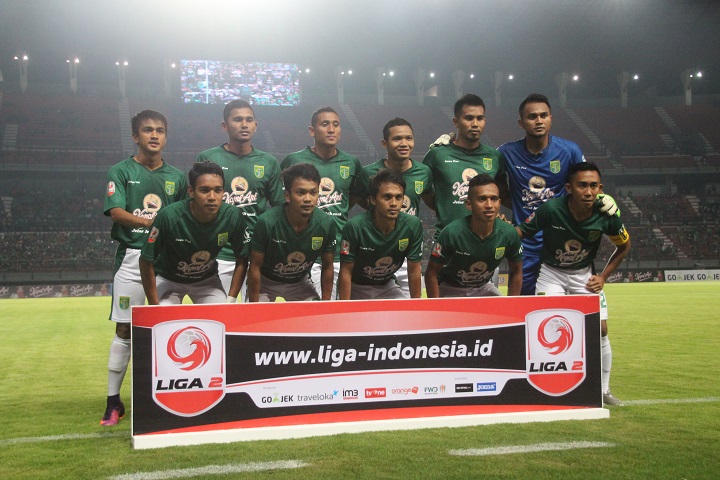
[108,460,308,480]
[1,396,718,447]
[449,441,614,456]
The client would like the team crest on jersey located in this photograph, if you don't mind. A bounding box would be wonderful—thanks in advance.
[148,226,159,243]
[218,232,228,246]
[165,181,176,195]
[588,230,601,242]
[254,165,265,178]
[107,181,116,196]
[119,296,130,310]
[495,247,505,259]
[550,160,561,174]
[398,238,409,251]
[483,158,493,171]
[340,239,350,255]
[311,236,323,250]
[414,181,424,195]
[339,165,350,179]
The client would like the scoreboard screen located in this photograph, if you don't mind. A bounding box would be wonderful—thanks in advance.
[181,60,300,106]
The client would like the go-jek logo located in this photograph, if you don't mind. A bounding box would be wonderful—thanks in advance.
[152,320,226,416]
[526,309,585,396]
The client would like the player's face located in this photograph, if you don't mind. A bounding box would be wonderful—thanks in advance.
[519,102,552,139]
[132,118,166,155]
[382,125,414,163]
[565,170,602,211]
[370,182,404,222]
[285,178,319,218]
[466,183,501,224]
[223,107,257,143]
[310,112,342,148]
[189,173,225,219]
[452,105,485,145]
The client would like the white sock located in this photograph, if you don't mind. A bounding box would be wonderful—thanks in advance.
[107,335,131,397]
[601,335,612,394]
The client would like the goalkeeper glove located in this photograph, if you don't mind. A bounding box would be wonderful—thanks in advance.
[429,132,454,148]
[596,194,620,217]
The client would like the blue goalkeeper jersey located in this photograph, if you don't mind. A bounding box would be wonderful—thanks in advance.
[498,135,585,256]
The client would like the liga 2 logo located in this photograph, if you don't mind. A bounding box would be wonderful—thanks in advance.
[525,309,585,396]
[152,320,226,416]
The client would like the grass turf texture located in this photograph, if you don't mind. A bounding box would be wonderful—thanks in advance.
[0,282,718,479]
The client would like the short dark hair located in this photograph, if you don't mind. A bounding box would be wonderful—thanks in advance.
[453,94,486,118]
[131,110,167,137]
[519,93,551,117]
[468,173,498,191]
[369,169,406,198]
[567,162,601,183]
[282,163,320,191]
[311,106,339,127]
[189,161,225,188]
[382,117,413,141]
[223,99,255,122]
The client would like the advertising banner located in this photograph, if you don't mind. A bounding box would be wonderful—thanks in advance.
[132,296,606,449]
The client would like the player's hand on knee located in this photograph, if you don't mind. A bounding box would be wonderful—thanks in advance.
[430,132,454,148]
[585,275,605,293]
[596,194,620,217]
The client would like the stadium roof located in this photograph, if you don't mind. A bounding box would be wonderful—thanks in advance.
[1,0,719,98]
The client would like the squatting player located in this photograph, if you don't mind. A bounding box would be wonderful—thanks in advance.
[247,163,337,302]
[352,117,433,297]
[497,93,619,295]
[139,162,247,305]
[422,94,505,239]
[516,162,630,406]
[101,110,187,426]
[281,107,362,299]
[425,174,522,297]
[196,99,284,299]
[338,169,423,300]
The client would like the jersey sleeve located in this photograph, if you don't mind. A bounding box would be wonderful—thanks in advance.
[140,210,166,262]
[517,205,546,238]
[429,227,452,264]
[230,210,249,258]
[176,173,189,201]
[406,218,424,263]
[266,160,286,207]
[250,215,270,254]
[506,227,524,262]
[103,166,128,216]
[606,217,630,246]
[322,217,338,254]
[339,222,358,263]
[352,168,370,200]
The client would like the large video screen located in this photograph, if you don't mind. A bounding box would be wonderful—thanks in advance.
[181,60,300,106]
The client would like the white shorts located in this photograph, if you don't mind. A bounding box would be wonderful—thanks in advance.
[110,248,144,323]
[311,261,340,300]
[394,259,410,299]
[439,281,502,298]
[350,279,405,300]
[217,258,245,299]
[251,275,319,302]
[156,274,227,305]
[536,263,608,320]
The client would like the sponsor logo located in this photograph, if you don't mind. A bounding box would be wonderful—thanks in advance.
[152,320,225,416]
[477,382,497,392]
[217,232,228,247]
[365,388,386,398]
[455,383,473,393]
[526,309,586,396]
[165,181,175,195]
[431,242,442,257]
[391,386,419,395]
[148,226,159,243]
[342,388,359,400]
[423,385,446,395]
[297,392,335,402]
[495,247,505,260]
[107,181,115,196]
[339,165,350,179]
[260,394,294,404]
[254,165,265,178]
[311,236,323,251]
[28,286,54,298]
[398,238,409,252]
[340,239,350,255]
[70,284,95,296]
[550,160,561,174]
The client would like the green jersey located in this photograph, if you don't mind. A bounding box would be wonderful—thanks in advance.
[104,156,187,249]
[422,143,505,235]
[339,211,423,285]
[251,205,337,283]
[518,197,630,270]
[430,216,523,287]
[141,199,247,284]
[281,147,362,260]
[196,145,284,261]
[353,159,433,216]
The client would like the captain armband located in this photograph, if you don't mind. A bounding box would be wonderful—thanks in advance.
[608,226,630,246]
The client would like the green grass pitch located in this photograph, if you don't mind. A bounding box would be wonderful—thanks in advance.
[0,282,718,479]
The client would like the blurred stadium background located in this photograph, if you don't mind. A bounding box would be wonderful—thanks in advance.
[0,0,719,294]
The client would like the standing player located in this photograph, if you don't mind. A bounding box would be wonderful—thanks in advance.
[247,163,337,302]
[422,94,505,239]
[425,174,522,297]
[516,163,630,406]
[352,118,433,297]
[139,162,247,305]
[497,93,620,295]
[281,107,362,299]
[196,99,284,299]
[338,169,424,300]
[101,110,187,426]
